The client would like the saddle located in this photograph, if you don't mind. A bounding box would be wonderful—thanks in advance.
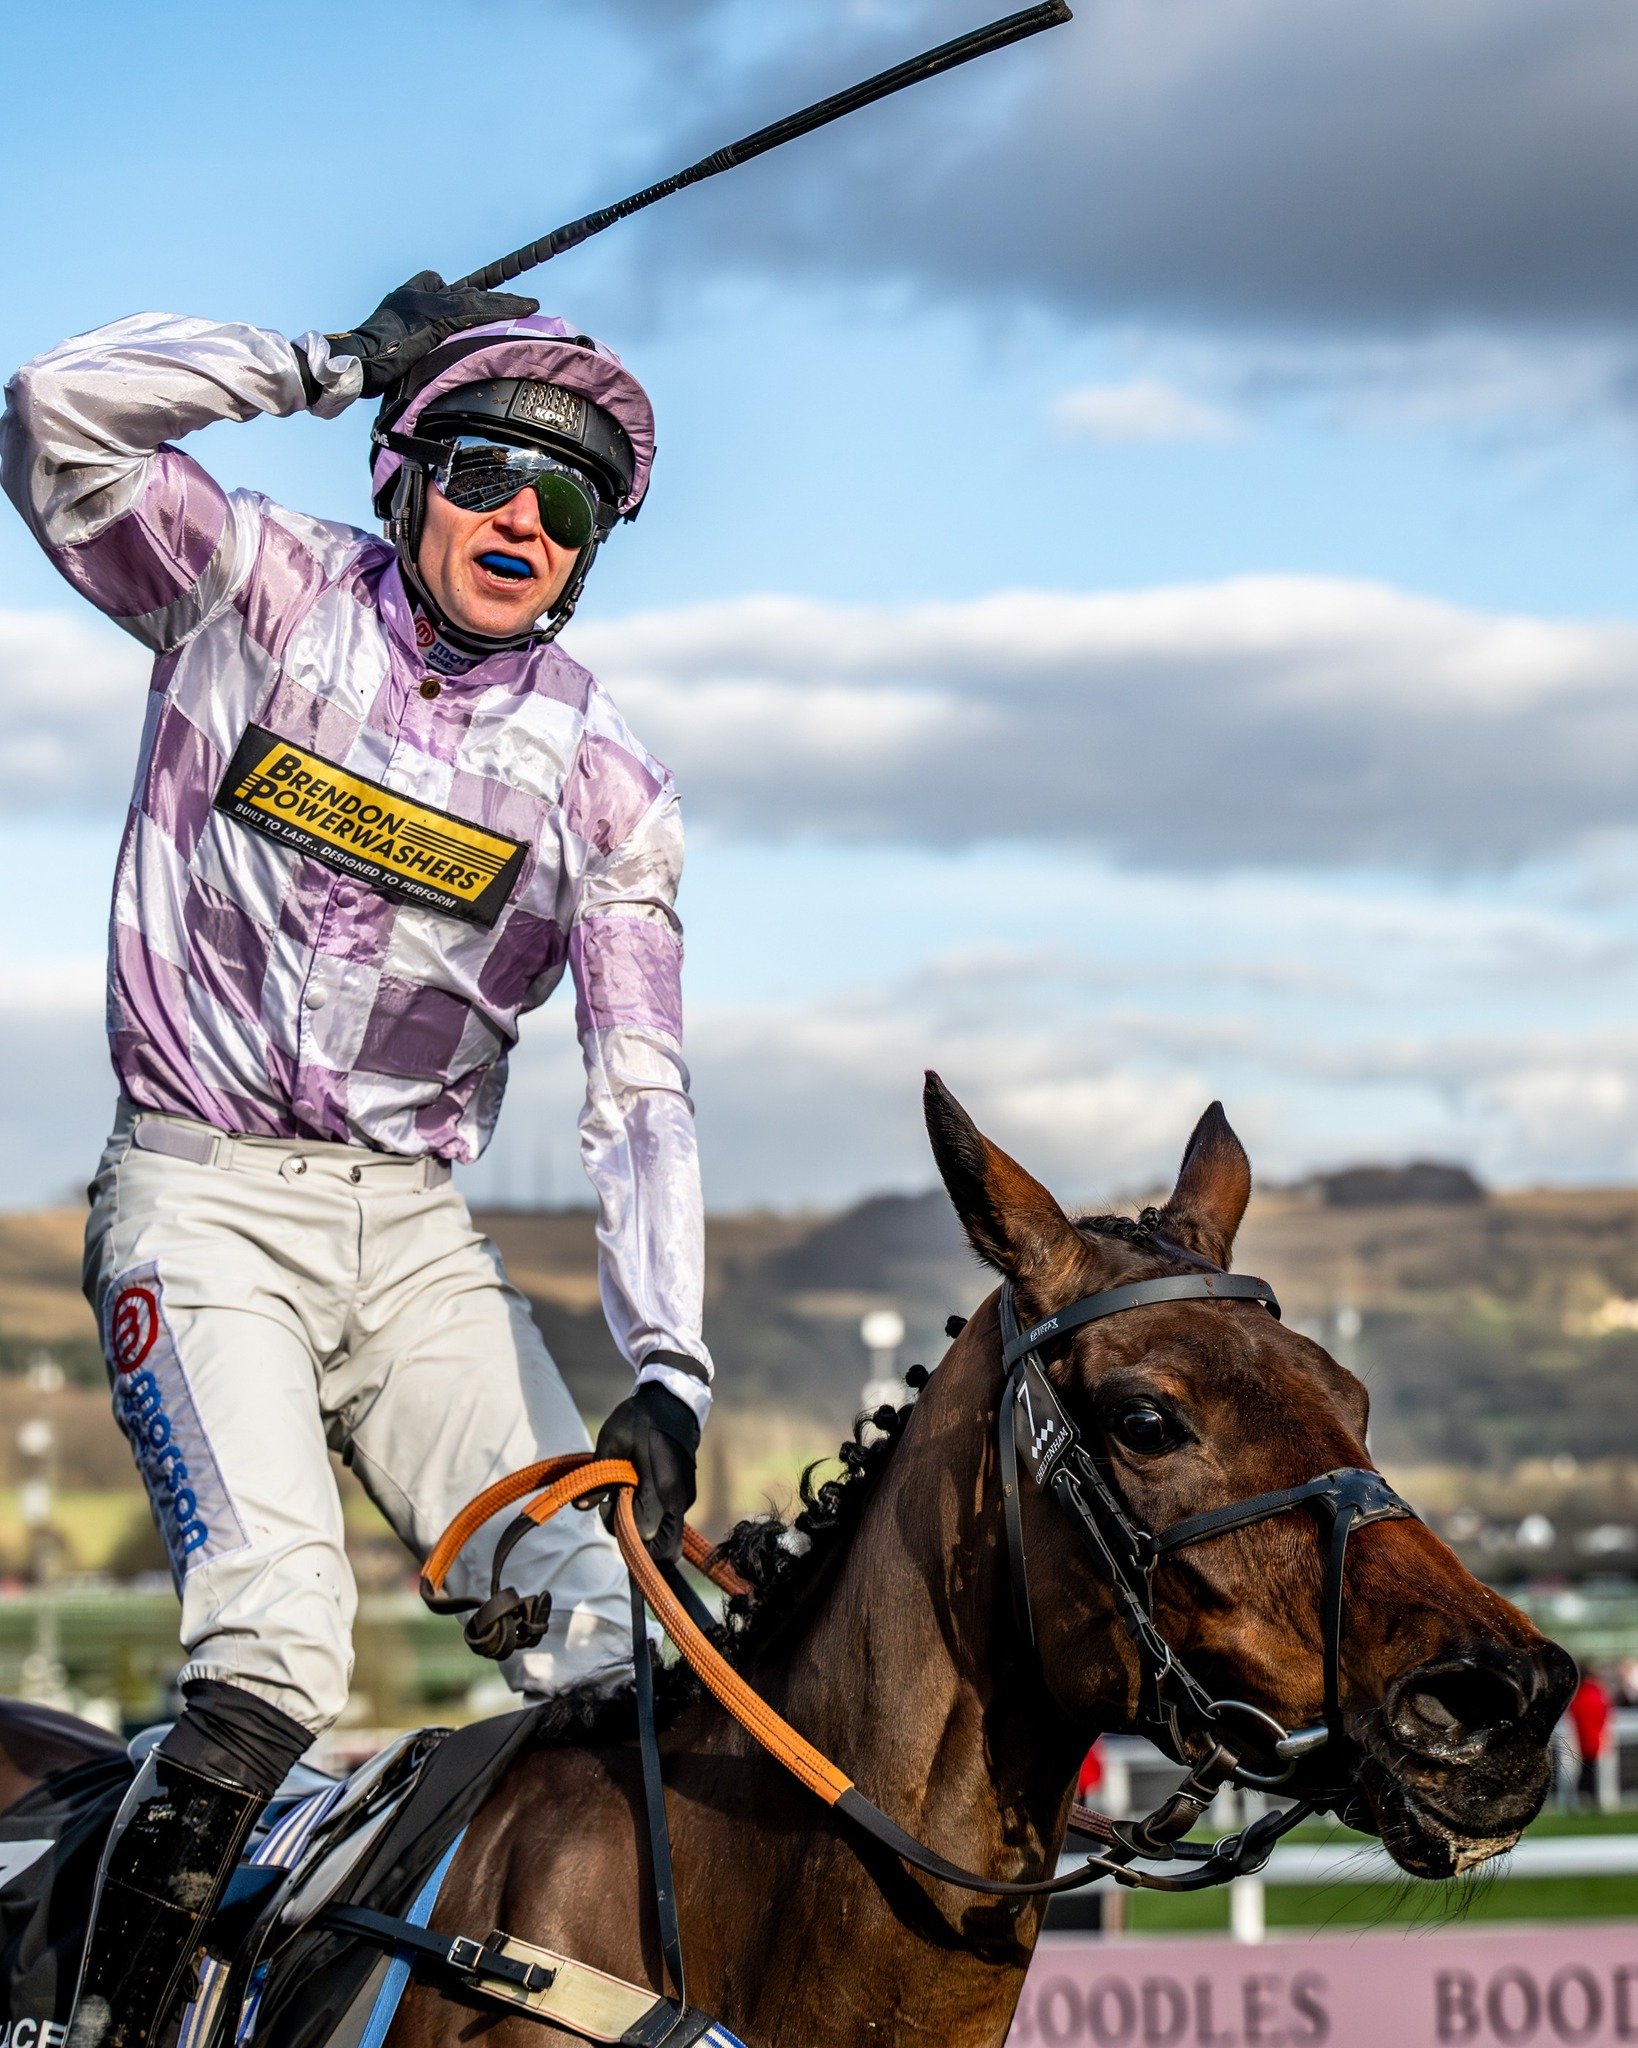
[234,1709,739,2048]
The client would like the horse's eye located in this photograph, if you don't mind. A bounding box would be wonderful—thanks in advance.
[1111,1402,1174,1455]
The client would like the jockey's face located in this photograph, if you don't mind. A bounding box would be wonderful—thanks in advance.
[416,480,581,641]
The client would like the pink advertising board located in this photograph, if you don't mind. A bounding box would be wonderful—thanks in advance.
[1009,1925,1638,2048]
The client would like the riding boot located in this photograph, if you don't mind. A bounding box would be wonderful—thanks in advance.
[64,1749,265,2048]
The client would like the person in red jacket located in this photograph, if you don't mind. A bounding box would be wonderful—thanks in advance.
[1569,1669,1611,1807]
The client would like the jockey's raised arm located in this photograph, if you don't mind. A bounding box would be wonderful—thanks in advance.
[2,313,358,649]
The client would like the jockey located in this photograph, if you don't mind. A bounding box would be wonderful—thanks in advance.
[1,274,712,2048]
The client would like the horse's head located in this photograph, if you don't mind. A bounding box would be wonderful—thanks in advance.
[924,1073,1575,1880]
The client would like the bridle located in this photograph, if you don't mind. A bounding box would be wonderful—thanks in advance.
[997,1266,1417,1879]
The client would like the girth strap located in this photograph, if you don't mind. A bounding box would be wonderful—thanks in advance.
[321,1903,554,1997]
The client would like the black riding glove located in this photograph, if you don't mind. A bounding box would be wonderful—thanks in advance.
[324,270,540,398]
[594,1377,701,1564]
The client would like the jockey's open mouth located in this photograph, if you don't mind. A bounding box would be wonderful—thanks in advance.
[478,550,534,581]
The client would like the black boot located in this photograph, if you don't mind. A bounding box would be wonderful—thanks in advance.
[65,1750,265,2048]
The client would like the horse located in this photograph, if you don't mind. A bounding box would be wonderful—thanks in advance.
[0,1078,1575,2048]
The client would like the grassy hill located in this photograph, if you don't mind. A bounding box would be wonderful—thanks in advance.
[10,1176,1638,1525]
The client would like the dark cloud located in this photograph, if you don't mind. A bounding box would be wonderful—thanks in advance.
[606,0,1638,332]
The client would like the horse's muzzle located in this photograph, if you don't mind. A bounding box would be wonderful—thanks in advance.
[1359,1637,1577,1875]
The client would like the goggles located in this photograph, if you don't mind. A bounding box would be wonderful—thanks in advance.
[431,437,604,550]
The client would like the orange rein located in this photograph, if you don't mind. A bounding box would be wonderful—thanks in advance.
[420,1453,855,1810]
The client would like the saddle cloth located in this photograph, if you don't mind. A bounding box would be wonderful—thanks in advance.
[2,1709,750,2048]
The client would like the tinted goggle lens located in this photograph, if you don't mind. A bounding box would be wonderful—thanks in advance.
[436,441,601,549]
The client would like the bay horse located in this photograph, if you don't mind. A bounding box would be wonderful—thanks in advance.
[0,1080,1574,2048]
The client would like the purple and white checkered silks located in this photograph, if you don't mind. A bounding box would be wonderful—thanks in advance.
[0,313,709,1413]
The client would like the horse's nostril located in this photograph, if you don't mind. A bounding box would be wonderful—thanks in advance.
[1387,1653,1535,1753]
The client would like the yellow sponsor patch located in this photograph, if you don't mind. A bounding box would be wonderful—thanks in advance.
[215,725,526,926]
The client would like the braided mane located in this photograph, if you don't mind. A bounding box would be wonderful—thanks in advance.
[525,1387,929,1751]
[711,1206,1163,1653]
[1076,1206,1164,1244]
[712,1374,927,1666]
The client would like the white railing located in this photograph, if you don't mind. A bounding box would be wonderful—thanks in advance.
[1072,1729,1638,1942]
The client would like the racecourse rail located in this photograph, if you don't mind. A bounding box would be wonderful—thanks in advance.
[1070,1726,1638,1942]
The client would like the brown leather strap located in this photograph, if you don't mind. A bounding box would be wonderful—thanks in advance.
[419,1452,750,1605]
[611,1492,854,1807]
[420,1453,589,1600]
[424,1453,848,1804]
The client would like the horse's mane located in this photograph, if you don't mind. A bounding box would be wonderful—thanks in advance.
[524,1379,926,1751]
[711,1377,925,1663]
[1077,1206,1164,1244]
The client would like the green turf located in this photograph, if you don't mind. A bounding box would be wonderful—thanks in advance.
[1127,1872,1638,1934]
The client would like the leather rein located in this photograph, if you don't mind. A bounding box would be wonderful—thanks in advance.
[422,1268,1417,1913]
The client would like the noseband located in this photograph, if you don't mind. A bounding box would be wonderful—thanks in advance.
[998,1269,1417,1872]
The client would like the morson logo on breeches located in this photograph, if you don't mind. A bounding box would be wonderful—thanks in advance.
[104,1267,247,1577]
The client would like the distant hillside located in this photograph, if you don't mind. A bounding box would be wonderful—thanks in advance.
[1306,1161,1487,1208]
[11,1178,1638,1465]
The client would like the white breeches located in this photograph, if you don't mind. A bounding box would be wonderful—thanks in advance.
[82,1103,633,1734]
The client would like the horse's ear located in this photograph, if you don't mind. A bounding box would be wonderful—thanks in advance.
[923,1071,1081,1285]
[1156,1102,1251,1267]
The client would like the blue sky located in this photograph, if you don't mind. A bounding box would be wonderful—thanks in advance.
[7,0,1638,1211]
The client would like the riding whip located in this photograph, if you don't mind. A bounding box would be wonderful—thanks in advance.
[452,2,1073,291]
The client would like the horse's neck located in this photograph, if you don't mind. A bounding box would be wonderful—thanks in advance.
[733,1312,1090,1967]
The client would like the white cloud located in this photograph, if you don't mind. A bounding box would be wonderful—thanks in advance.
[13,860,1638,1209]
[15,575,1638,874]
[1208,331,1638,440]
[0,961,105,1014]
[457,849,1638,1210]
[0,963,115,1210]
[575,577,1638,867]
[0,610,147,811]
[1055,378,1239,445]
[671,963,1638,1208]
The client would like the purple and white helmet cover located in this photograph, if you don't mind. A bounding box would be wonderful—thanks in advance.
[371,315,656,518]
